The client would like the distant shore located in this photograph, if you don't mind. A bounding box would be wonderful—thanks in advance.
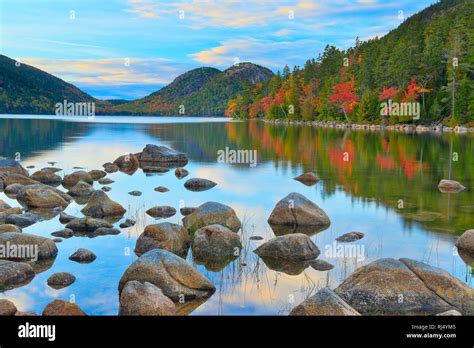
[262,119,474,134]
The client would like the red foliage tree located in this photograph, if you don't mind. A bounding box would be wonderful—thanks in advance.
[328,79,358,121]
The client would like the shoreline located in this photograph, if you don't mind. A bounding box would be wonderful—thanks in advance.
[261,119,474,134]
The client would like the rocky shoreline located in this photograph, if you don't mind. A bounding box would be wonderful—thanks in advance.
[262,119,474,134]
[0,144,473,316]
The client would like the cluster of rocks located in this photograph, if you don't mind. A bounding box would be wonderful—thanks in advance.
[263,119,474,134]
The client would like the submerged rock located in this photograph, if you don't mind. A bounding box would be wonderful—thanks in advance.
[290,288,360,316]
[184,178,217,192]
[42,299,87,316]
[6,213,41,228]
[438,179,466,193]
[119,280,176,316]
[81,190,126,219]
[62,171,93,188]
[182,202,241,234]
[0,299,18,316]
[310,259,335,271]
[119,218,136,228]
[154,186,169,193]
[128,190,142,196]
[336,231,364,242]
[135,222,191,258]
[47,272,76,289]
[175,167,189,179]
[0,260,35,290]
[146,206,176,219]
[69,248,97,263]
[334,258,470,315]
[180,207,196,216]
[51,228,74,239]
[268,193,331,231]
[98,178,114,185]
[293,172,320,186]
[118,249,215,301]
[88,170,107,181]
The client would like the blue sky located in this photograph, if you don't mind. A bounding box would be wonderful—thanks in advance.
[0,0,437,100]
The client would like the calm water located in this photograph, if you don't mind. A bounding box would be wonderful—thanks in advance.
[0,115,472,315]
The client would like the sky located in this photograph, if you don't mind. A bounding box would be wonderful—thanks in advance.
[0,0,437,100]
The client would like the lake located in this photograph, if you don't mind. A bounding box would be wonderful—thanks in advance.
[0,115,472,315]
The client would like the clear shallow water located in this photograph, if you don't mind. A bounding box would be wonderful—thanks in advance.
[0,115,472,315]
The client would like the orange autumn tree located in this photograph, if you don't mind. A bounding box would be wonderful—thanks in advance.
[328,78,358,122]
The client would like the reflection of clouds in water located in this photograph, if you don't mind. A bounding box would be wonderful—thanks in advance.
[195,166,260,196]
[1,290,35,312]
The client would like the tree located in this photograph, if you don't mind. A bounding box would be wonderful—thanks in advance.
[328,79,358,122]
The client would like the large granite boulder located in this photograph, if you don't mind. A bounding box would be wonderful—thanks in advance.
[137,144,188,166]
[135,222,191,258]
[290,288,360,316]
[119,280,176,316]
[268,193,331,233]
[254,233,320,261]
[118,249,215,301]
[455,230,474,255]
[183,202,241,234]
[335,258,472,315]
[81,190,126,219]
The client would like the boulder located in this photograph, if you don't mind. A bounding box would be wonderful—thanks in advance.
[30,170,62,186]
[128,190,142,196]
[118,249,215,301]
[59,212,77,224]
[5,213,41,228]
[51,228,74,239]
[0,299,18,316]
[16,184,71,209]
[183,202,241,234]
[138,144,188,165]
[184,178,217,192]
[0,208,24,223]
[192,224,241,261]
[0,159,28,176]
[41,167,62,174]
[65,217,113,233]
[42,300,87,316]
[175,167,189,179]
[293,172,320,186]
[0,260,35,290]
[310,259,334,271]
[336,231,365,242]
[4,183,24,197]
[88,170,107,181]
[438,179,466,193]
[47,272,76,289]
[3,174,39,186]
[267,193,331,232]
[81,190,126,218]
[335,258,460,315]
[69,248,96,263]
[180,207,196,216]
[0,224,22,233]
[146,206,176,219]
[67,181,95,197]
[290,288,360,316]
[98,178,114,185]
[119,280,176,316]
[455,230,474,255]
[113,153,140,173]
[400,258,473,315]
[135,222,191,258]
[0,232,58,261]
[254,233,320,261]
[90,227,120,237]
[103,164,119,174]
[62,171,93,188]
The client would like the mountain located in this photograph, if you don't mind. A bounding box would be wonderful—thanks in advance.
[227,0,474,125]
[109,63,274,116]
[0,55,99,114]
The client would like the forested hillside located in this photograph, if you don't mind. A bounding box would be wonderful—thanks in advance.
[226,0,474,126]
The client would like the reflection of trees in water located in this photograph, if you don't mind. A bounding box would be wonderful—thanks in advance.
[0,118,90,159]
